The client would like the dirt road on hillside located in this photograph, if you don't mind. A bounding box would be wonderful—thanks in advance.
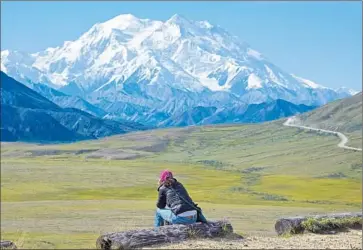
[283,116,362,152]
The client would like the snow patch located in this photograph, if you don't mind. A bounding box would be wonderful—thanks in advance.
[198,21,213,29]
[347,89,359,95]
[247,73,263,89]
[247,48,263,60]
[199,75,225,91]
[1,63,7,73]
[47,73,68,86]
[1,50,10,58]
[264,65,283,85]
[128,21,163,48]
[335,87,359,95]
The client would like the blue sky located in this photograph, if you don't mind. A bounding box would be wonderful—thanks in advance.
[1,1,361,90]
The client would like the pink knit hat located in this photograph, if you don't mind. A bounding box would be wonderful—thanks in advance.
[160,170,173,182]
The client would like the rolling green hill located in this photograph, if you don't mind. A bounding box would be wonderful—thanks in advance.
[297,92,362,134]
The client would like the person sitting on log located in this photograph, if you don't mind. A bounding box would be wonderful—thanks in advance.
[155,170,208,227]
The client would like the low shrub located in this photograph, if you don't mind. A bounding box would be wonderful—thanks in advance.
[301,216,362,233]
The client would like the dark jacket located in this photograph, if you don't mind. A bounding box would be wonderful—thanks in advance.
[156,178,196,215]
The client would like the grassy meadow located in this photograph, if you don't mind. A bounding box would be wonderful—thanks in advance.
[1,120,362,248]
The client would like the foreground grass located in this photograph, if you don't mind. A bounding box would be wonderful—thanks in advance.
[1,200,358,249]
[1,121,361,248]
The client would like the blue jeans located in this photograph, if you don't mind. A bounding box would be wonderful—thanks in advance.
[154,208,197,227]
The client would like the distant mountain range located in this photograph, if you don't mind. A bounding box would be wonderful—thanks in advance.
[161,100,315,127]
[1,14,358,128]
[0,72,146,142]
[0,71,319,142]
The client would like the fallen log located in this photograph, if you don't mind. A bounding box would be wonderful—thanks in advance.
[96,220,233,249]
[0,241,17,249]
[275,212,362,235]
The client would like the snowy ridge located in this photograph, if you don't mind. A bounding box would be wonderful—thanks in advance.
[291,74,325,89]
[1,13,357,115]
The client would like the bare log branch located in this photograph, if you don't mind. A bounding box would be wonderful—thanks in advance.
[96,220,233,249]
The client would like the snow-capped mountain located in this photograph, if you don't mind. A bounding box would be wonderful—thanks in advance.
[1,14,357,125]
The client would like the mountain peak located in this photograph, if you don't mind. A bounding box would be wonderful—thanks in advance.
[108,13,139,21]
[1,13,356,108]
[166,14,191,25]
[335,87,359,95]
[101,13,145,31]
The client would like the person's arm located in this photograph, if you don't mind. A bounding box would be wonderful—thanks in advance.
[156,187,166,209]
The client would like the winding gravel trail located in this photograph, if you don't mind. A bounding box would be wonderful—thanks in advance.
[283,116,362,152]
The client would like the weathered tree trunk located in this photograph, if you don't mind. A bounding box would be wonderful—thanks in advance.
[96,220,233,249]
[0,241,17,249]
[275,212,362,235]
